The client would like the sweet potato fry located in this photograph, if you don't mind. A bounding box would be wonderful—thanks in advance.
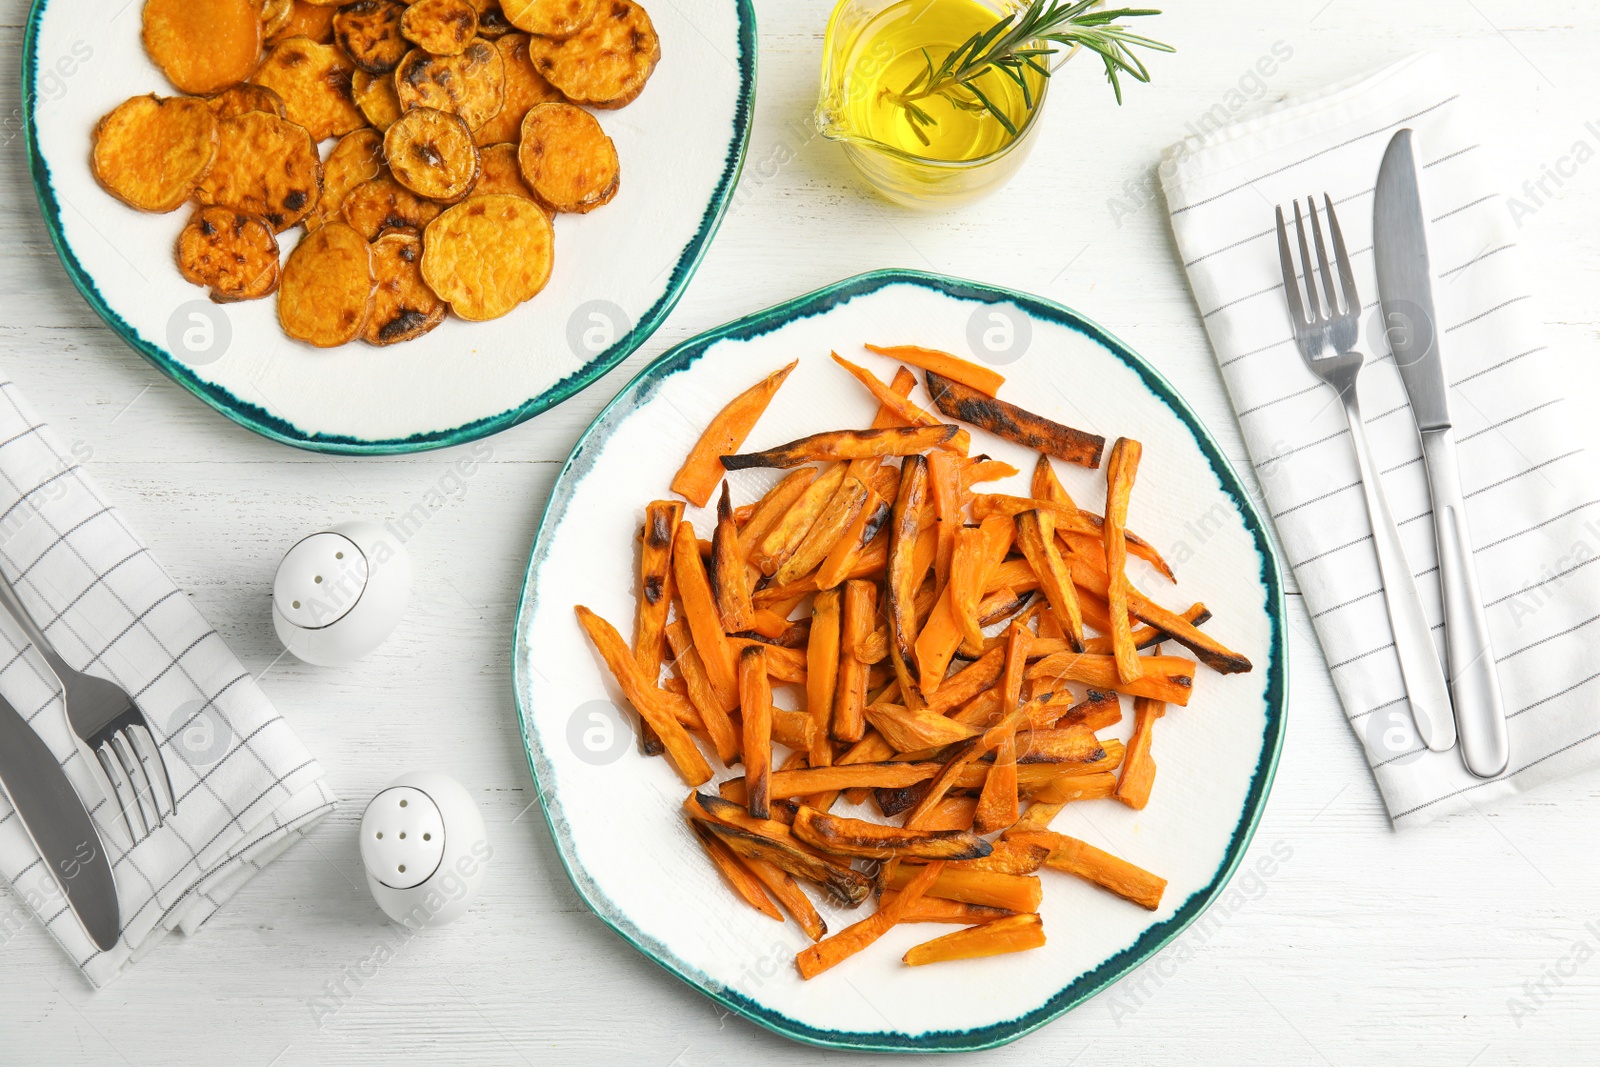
[816,485,886,591]
[687,792,820,850]
[960,458,1021,495]
[711,483,754,632]
[1115,697,1164,810]
[673,521,740,709]
[806,591,841,769]
[949,525,988,650]
[922,647,1006,716]
[751,463,846,577]
[864,343,1005,397]
[777,473,869,584]
[1007,831,1167,911]
[864,703,980,752]
[666,619,739,765]
[1103,437,1144,684]
[574,606,712,785]
[1049,689,1123,732]
[903,913,1045,966]
[738,468,816,571]
[701,821,872,908]
[1031,454,1071,506]
[792,805,991,861]
[740,645,773,818]
[834,579,877,743]
[884,864,1043,913]
[886,456,931,700]
[944,840,1050,876]
[973,625,1030,833]
[1027,652,1195,705]
[905,707,1027,828]
[691,819,782,921]
[832,353,971,453]
[1014,725,1104,766]
[1064,513,1176,583]
[897,897,1017,925]
[914,795,979,832]
[772,708,816,753]
[723,426,958,471]
[795,858,943,979]
[671,361,796,506]
[743,856,827,941]
[925,514,1016,678]
[926,450,962,590]
[1015,509,1084,652]
[925,370,1104,468]
[633,499,682,755]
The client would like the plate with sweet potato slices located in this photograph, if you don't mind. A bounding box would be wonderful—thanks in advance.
[513,270,1287,1052]
[25,0,753,453]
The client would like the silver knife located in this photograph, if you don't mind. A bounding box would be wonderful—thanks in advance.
[1374,128,1511,778]
[0,688,120,949]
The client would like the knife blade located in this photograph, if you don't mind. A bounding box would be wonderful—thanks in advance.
[1374,127,1511,778]
[0,688,120,950]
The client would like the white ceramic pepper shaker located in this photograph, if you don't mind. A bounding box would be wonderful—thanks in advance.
[358,771,490,928]
[272,521,411,666]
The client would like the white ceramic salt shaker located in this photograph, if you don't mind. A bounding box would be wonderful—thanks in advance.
[359,771,490,928]
[272,521,410,666]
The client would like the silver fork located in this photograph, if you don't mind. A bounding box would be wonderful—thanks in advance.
[1274,195,1456,754]
[0,567,175,843]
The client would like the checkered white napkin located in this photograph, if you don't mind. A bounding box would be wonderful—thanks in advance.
[0,375,335,985]
[1162,52,1600,828]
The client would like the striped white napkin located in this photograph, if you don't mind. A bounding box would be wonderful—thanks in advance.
[0,374,335,985]
[1161,52,1600,828]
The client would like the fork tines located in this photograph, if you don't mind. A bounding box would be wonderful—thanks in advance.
[1275,194,1361,343]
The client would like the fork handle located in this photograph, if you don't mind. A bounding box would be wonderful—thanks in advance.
[1340,386,1457,753]
[0,564,69,677]
[1420,428,1510,777]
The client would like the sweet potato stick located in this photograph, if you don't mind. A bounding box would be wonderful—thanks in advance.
[1015,509,1085,653]
[1115,696,1164,810]
[1103,437,1143,684]
[922,514,1016,680]
[672,360,797,507]
[864,343,1006,397]
[701,821,872,907]
[711,484,753,632]
[1032,454,1072,506]
[883,864,1043,913]
[795,858,944,980]
[925,370,1104,468]
[751,464,847,577]
[949,525,988,651]
[740,645,773,819]
[898,897,1015,924]
[739,468,816,558]
[923,647,1006,714]
[926,448,962,593]
[834,579,876,742]
[973,625,1031,833]
[742,856,827,941]
[666,619,739,764]
[886,455,930,702]
[1007,830,1168,911]
[672,521,740,709]
[832,353,972,453]
[903,913,1045,965]
[574,606,712,785]
[960,458,1021,495]
[816,485,886,591]
[806,591,841,769]
[723,425,959,471]
[864,703,980,752]
[1027,652,1195,705]
[633,500,683,755]
[776,473,870,584]
[690,819,782,921]
[914,796,980,833]
[792,806,991,861]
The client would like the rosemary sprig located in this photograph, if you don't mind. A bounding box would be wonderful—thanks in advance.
[884,0,1174,146]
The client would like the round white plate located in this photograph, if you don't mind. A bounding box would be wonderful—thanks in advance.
[513,270,1287,1052]
[24,0,755,453]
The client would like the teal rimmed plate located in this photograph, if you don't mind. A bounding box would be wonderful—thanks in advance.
[24,0,754,454]
[512,270,1286,1052]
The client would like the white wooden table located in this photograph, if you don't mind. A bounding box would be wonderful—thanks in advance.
[3,1,1599,1063]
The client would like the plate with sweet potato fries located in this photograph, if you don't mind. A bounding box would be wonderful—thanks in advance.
[24,0,753,453]
[513,270,1286,1052]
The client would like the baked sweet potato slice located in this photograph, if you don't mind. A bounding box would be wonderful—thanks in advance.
[525,0,659,108]
[341,174,442,239]
[386,107,482,203]
[306,127,382,231]
[518,101,618,214]
[278,222,374,347]
[333,0,409,73]
[206,83,287,120]
[633,497,681,682]
[864,703,979,753]
[401,0,480,55]
[421,194,553,320]
[776,473,869,585]
[273,1,337,44]
[395,40,506,130]
[177,206,280,302]
[1015,509,1085,652]
[897,897,1016,925]
[669,361,796,507]
[363,232,447,345]
[925,370,1105,468]
[262,0,296,41]
[251,37,365,141]
[472,142,538,199]
[194,110,322,232]
[832,578,875,743]
[474,32,566,146]
[903,913,1045,966]
[502,0,598,38]
[708,483,753,632]
[92,95,219,214]
[792,805,990,862]
[351,68,403,130]
[143,0,262,95]
[670,519,739,710]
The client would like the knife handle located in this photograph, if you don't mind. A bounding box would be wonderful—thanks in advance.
[1420,429,1510,777]
[1341,388,1457,753]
